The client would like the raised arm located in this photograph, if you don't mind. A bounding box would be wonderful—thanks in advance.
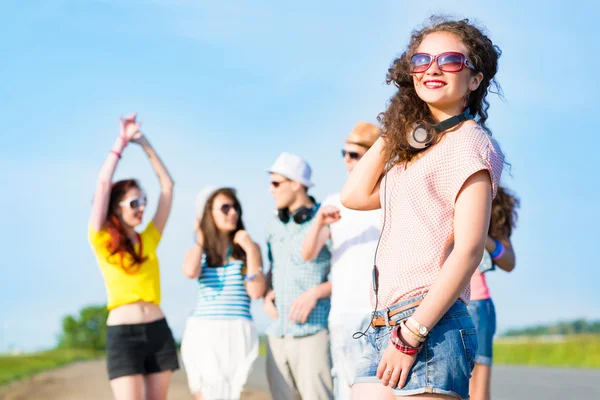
[131,134,174,234]
[340,137,387,210]
[485,236,515,272]
[301,205,340,261]
[182,229,204,279]
[234,230,267,300]
[89,114,140,231]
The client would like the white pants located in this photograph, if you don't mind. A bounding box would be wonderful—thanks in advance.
[329,314,371,400]
[181,318,258,400]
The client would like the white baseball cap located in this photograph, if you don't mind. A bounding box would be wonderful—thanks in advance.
[266,152,314,188]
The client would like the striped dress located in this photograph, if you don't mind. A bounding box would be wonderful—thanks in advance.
[191,255,252,320]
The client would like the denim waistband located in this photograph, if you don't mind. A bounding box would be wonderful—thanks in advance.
[372,295,425,318]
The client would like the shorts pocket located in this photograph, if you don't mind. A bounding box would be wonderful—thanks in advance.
[459,328,478,373]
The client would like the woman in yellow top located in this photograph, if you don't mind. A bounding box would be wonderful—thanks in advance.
[88,113,178,400]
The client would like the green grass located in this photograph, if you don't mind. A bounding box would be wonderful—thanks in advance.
[0,348,103,386]
[494,335,600,368]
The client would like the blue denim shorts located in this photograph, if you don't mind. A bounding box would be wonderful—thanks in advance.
[467,298,496,366]
[354,296,477,399]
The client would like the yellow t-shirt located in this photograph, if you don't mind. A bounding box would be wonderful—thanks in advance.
[88,221,162,310]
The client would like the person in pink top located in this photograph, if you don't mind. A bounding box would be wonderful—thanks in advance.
[468,186,519,400]
[341,16,505,399]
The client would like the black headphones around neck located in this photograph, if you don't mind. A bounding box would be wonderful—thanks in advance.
[408,108,474,150]
[277,197,317,224]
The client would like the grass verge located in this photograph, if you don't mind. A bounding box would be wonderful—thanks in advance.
[0,348,103,386]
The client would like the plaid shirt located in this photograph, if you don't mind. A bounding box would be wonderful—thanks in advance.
[266,206,331,337]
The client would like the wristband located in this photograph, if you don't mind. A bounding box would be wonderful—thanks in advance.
[390,324,423,355]
[110,150,122,159]
[244,267,263,282]
[490,239,504,260]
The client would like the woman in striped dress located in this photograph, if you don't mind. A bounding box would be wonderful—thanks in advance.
[181,187,266,400]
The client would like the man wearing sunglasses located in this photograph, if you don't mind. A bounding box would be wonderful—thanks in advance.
[264,152,334,400]
[301,122,381,400]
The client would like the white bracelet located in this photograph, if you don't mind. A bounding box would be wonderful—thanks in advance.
[244,267,264,282]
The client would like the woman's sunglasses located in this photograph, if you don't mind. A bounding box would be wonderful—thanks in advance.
[410,52,475,74]
[120,195,147,210]
[341,149,361,160]
[219,203,240,215]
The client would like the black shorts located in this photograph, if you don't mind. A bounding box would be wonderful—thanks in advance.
[106,318,180,380]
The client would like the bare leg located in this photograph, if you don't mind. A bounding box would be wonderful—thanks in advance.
[469,363,492,400]
[351,382,395,400]
[143,370,172,400]
[110,374,144,400]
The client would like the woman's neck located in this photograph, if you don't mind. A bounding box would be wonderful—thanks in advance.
[122,224,138,244]
[427,102,465,123]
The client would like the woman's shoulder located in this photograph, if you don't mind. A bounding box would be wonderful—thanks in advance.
[443,122,503,159]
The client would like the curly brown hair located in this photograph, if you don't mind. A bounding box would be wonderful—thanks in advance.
[378,15,503,164]
[489,186,519,239]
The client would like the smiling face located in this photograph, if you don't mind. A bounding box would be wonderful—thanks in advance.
[412,31,483,120]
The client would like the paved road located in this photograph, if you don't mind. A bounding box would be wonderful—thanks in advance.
[491,365,600,400]
[2,358,599,399]
[0,357,271,400]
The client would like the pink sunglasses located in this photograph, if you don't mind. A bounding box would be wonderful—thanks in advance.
[410,52,475,73]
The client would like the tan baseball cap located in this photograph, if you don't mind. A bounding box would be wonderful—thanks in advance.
[344,121,381,148]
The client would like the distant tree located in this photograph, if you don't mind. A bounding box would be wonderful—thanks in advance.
[58,304,109,350]
[502,319,600,337]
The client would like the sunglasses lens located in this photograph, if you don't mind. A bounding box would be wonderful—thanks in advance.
[342,150,361,160]
[130,196,146,209]
[411,54,432,73]
[438,53,464,72]
[221,204,239,214]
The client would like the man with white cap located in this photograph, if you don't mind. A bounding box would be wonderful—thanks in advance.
[263,152,334,400]
[301,122,381,400]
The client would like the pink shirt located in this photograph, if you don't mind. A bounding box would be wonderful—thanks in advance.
[374,124,504,308]
[470,269,492,300]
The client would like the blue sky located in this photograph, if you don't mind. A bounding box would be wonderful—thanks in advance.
[1,0,598,352]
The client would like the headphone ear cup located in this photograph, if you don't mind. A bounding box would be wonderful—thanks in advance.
[408,123,434,150]
[278,208,291,223]
[292,206,315,224]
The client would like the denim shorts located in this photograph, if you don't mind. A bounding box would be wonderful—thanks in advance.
[354,296,477,399]
[467,298,496,366]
